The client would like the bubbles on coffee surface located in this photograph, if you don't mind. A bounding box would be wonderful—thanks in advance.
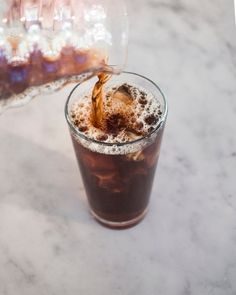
[70,82,163,148]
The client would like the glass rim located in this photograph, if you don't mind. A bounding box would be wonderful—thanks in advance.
[65,71,168,147]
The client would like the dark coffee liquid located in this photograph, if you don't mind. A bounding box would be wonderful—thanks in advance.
[70,75,165,228]
[71,126,164,227]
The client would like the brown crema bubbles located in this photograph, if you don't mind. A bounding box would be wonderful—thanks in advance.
[70,73,163,144]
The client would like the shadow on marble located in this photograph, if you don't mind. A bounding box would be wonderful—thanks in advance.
[0,132,93,226]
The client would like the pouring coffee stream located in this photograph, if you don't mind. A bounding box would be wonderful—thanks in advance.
[0,0,128,113]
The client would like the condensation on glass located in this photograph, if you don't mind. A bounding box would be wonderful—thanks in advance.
[0,0,128,111]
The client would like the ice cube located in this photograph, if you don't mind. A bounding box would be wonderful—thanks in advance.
[146,151,160,167]
[94,172,123,193]
[113,84,134,105]
[82,153,116,171]
[123,130,141,141]
[126,150,145,162]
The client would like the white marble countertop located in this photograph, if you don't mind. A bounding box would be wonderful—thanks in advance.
[0,0,236,294]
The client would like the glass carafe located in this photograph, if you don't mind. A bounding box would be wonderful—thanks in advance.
[0,0,128,112]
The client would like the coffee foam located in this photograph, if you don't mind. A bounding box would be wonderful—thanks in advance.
[70,82,164,155]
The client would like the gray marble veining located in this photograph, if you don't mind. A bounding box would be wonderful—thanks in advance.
[0,0,236,294]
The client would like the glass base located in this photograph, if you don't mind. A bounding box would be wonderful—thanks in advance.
[90,207,149,229]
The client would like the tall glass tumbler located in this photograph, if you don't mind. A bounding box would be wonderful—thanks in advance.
[65,72,168,229]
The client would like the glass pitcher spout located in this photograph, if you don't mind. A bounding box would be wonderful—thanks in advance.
[0,0,128,112]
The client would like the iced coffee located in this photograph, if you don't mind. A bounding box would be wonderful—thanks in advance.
[65,72,167,229]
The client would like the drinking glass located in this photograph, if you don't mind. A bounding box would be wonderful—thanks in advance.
[65,72,168,229]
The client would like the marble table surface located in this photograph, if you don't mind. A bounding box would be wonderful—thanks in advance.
[0,0,236,294]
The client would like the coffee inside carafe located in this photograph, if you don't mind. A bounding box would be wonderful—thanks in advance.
[0,0,128,111]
